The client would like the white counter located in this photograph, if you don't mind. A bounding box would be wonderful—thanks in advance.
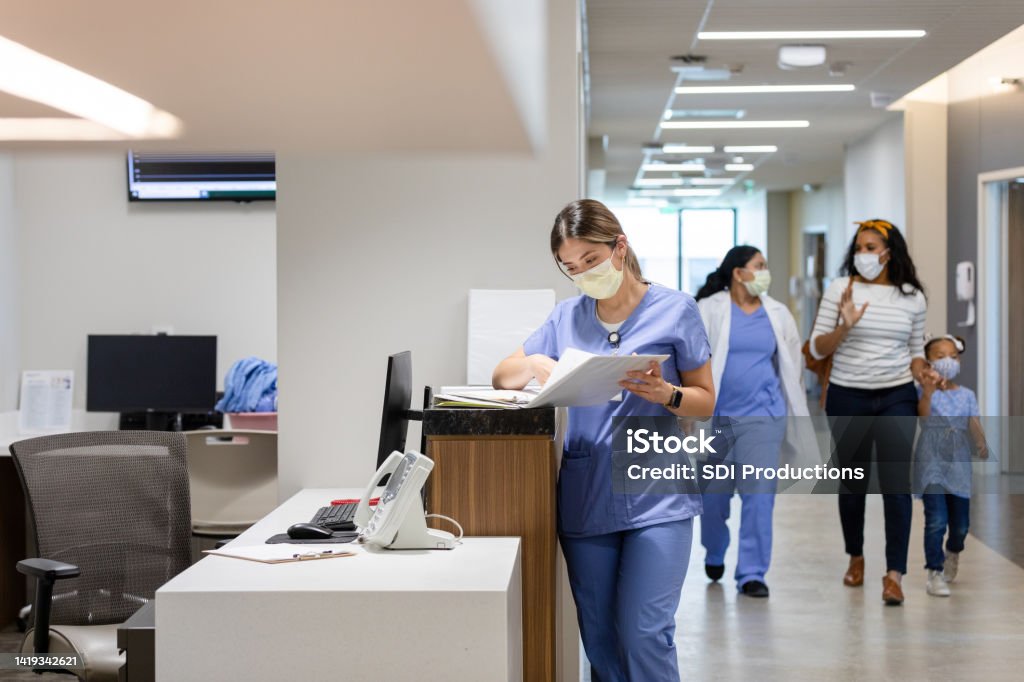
[155,488,523,682]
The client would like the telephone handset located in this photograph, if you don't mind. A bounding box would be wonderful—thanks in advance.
[354,450,455,550]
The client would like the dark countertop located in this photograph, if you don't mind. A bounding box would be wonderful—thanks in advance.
[423,406,557,437]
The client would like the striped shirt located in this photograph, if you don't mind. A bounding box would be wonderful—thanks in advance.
[810,276,926,389]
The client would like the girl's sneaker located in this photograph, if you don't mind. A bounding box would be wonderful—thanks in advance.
[943,551,960,582]
[927,569,951,597]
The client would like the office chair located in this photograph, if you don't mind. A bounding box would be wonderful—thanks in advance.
[183,429,278,537]
[10,431,191,682]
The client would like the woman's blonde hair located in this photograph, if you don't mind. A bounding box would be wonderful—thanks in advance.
[550,199,645,281]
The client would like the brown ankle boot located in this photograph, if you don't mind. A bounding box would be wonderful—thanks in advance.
[843,555,864,587]
[882,575,904,605]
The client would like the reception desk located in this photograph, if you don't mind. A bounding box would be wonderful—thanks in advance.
[157,488,522,682]
[422,406,577,682]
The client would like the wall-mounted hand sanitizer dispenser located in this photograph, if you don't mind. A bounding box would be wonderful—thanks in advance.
[956,261,975,327]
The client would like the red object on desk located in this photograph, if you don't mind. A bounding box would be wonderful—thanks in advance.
[331,497,378,506]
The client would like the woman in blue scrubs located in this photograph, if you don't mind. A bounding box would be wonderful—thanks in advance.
[695,246,809,598]
[493,199,714,682]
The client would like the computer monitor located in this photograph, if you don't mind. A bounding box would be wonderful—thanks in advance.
[87,335,217,429]
[376,351,426,469]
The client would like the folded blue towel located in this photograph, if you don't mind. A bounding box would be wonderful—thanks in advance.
[215,357,277,413]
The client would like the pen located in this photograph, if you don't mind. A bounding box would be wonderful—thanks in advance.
[331,497,379,506]
[293,550,334,560]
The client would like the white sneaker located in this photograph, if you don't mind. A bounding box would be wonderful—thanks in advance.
[943,552,960,583]
[927,569,951,597]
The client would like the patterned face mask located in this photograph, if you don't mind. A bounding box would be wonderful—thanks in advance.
[932,356,960,381]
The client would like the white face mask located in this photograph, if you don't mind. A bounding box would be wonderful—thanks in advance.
[741,269,771,297]
[854,250,888,281]
[571,253,624,299]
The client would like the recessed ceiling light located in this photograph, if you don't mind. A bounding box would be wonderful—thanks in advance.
[725,163,754,171]
[723,145,778,153]
[660,144,716,154]
[642,163,707,172]
[698,30,926,40]
[636,188,722,197]
[0,34,182,138]
[661,120,809,129]
[634,178,687,187]
[675,84,854,94]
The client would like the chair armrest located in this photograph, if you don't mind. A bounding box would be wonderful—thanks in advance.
[17,558,81,581]
[17,558,81,655]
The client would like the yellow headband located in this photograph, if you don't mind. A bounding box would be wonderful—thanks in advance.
[854,220,893,238]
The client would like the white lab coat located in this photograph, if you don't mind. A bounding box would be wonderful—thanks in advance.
[697,290,819,466]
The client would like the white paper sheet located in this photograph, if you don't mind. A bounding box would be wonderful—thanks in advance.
[18,370,73,434]
[528,349,669,408]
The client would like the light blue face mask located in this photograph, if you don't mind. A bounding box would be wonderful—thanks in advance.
[932,356,960,381]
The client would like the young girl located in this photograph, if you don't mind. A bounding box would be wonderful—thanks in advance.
[915,334,988,597]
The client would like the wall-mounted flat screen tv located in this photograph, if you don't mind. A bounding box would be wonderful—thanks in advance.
[127,151,275,201]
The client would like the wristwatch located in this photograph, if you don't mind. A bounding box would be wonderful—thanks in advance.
[664,385,683,409]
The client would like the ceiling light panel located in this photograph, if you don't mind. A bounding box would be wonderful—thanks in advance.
[698,30,926,40]
[642,163,706,172]
[725,163,754,171]
[675,84,853,94]
[660,145,716,154]
[661,120,809,129]
[723,145,778,153]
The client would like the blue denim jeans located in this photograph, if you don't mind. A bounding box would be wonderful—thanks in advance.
[921,486,970,570]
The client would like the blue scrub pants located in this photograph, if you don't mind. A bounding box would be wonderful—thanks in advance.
[560,519,693,682]
[700,418,785,588]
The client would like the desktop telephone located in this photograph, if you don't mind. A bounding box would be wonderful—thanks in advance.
[354,451,457,550]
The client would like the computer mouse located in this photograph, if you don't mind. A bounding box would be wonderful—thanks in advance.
[286,523,334,540]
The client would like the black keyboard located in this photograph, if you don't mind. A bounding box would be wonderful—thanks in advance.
[309,502,357,530]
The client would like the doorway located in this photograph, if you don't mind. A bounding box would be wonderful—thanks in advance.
[977,168,1024,474]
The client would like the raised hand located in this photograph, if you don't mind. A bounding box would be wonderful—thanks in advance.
[839,282,869,329]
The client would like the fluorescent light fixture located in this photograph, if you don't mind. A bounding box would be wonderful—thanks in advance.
[642,163,706,172]
[725,163,754,171]
[698,30,926,40]
[688,178,736,185]
[0,34,182,138]
[0,118,130,140]
[637,188,722,197]
[723,145,778,153]
[634,178,686,187]
[660,144,716,154]
[661,120,809,129]
[675,84,853,94]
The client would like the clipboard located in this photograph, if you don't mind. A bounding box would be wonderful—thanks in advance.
[203,544,358,564]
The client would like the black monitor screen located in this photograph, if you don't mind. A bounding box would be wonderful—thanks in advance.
[377,351,412,468]
[87,335,217,412]
[127,151,275,201]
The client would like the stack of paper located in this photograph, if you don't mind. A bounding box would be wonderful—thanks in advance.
[436,349,669,409]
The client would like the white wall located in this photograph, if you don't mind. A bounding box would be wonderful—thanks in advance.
[275,0,579,495]
[14,152,277,411]
[735,189,768,252]
[844,116,906,245]
[0,154,18,411]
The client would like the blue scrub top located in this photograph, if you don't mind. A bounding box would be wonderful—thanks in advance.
[523,284,711,537]
[715,304,786,418]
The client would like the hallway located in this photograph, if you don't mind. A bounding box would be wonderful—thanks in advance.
[673,494,1024,680]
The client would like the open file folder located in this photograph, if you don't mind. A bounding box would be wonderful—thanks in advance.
[435,348,670,409]
[204,544,358,564]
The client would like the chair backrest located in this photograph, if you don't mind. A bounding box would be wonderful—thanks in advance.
[9,431,192,626]
[183,430,277,533]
